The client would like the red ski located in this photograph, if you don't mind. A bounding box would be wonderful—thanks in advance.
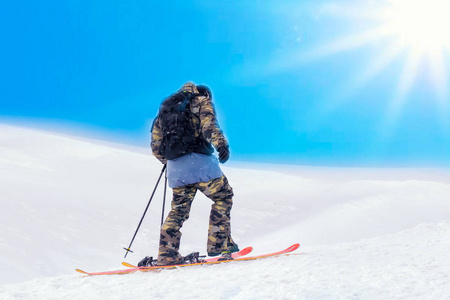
[75,243,299,276]
[122,246,253,268]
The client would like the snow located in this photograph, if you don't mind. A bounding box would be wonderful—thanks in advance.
[1,123,450,299]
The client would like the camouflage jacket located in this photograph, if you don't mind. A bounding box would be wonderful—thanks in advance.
[151,82,229,164]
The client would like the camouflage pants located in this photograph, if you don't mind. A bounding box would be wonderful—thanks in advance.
[157,175,237,265]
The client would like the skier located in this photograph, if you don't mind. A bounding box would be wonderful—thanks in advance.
[142,82,239,266]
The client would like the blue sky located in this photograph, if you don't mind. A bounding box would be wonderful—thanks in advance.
[1,0,450,166]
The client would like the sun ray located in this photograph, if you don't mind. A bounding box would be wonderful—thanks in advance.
[353,39,406,90]
[319,39,407,115]
[428,47,448,102]
[428,47,450,129]
[299,26,393,63]
[380,46,424,142]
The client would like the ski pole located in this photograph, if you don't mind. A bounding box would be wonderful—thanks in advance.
[160,167,168,227]
[123,164,167,258]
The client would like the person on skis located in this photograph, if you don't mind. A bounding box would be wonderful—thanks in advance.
[142,82,239,266]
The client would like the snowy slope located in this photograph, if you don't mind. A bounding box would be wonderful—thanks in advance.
[2,223,450,300]
[1,124,450,299]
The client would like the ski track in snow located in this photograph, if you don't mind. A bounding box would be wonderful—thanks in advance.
[1,124,450,299]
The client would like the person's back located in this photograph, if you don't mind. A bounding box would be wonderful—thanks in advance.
[146,82,238,266]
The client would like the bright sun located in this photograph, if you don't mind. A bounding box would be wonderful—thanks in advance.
[289,0,450,139]
[297,0,450,122]
[382,0,450,51]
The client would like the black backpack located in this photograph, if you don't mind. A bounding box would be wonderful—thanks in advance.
[157,90,213,160]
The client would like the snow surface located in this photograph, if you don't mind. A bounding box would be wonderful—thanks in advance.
[1,123,450,299]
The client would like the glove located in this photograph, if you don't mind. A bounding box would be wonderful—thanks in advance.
[218,146,230,164]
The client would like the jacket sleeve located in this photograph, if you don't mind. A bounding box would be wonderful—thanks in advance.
[150,116,167,164]
[198,97,229,150]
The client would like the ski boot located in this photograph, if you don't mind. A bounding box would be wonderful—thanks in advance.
[208,244,240,257]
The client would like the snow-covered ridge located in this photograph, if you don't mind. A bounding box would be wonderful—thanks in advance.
[1,124,450,299]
